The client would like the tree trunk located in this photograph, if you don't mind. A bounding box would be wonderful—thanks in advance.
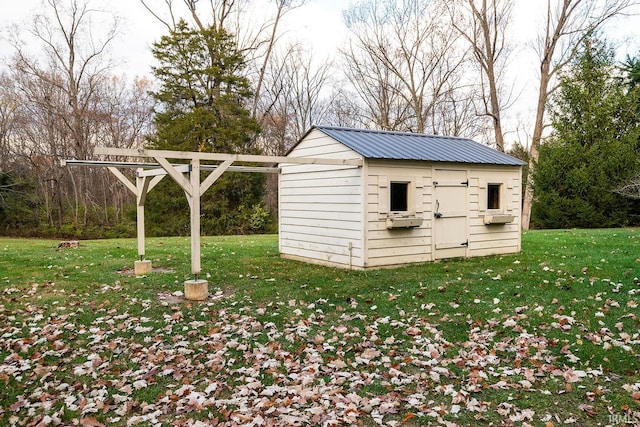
[521,53,551,230]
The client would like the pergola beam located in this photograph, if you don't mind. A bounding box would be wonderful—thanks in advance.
[143,175,165,201]
[190,159,202,277]
[107,166,137,195]
[138,164,190,177]
[93,147,364,167]
[201,159,233,196]
[155,156,193,196]
[63,159,281,174]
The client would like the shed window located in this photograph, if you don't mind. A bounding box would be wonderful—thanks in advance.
[487,184,501,210]
[390,182,409,212]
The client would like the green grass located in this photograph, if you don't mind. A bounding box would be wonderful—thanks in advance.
[0,229,639,426]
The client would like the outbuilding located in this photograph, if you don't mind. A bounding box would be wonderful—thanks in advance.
[279,126,525,269]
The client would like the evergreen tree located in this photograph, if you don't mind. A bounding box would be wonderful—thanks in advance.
[613,53,640,201]
[622,53,640,90]
[146,20,268,236]
[532,38,640,229]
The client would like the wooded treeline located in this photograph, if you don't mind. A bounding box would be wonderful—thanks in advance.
[1,0,639,237]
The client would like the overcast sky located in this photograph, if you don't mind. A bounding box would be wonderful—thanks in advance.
[0,0,352,78]
[3,1,639,76]
[1,0,639,142]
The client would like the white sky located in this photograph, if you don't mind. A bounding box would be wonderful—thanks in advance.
[1,1,638,80]
[0,0,352,78]
[1,0,639,144]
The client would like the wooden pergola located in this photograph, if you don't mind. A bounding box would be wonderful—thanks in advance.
[64,147,362,298]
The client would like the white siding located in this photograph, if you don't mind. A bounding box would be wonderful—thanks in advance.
[364,161,522,267]
[279,130,364,269]
[365,160,433,268]
[467,166,522,257]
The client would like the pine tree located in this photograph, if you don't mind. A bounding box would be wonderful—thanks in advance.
[532,38,640,228]
[146,20,268,236]
[622,54,640,90]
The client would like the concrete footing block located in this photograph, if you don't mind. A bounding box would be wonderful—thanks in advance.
[134,260,152,275]
[184,279,208,301]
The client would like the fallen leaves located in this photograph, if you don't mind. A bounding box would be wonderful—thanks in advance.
[563,369,587,383]
[1,262,639,426]
[80,416,105,427]
[578,403,597,418]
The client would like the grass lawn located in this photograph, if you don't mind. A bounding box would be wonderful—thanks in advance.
[0,229,639,426]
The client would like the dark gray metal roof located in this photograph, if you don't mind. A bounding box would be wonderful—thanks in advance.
[305,126,525,166]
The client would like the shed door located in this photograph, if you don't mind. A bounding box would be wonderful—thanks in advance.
[433,169,468,259]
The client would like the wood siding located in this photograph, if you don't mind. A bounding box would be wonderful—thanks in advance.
[279,130,364,269]
[365,161,522,267]
[280,131,522,270]
[466,166,522,256]
[365,160,433,268]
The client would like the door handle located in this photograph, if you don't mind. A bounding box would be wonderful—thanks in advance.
[434,200,442,218]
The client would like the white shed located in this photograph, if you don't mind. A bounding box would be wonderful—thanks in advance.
[279,126,525,270]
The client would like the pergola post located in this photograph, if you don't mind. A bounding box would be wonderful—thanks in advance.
[190,158,201,277]
[183,158,208,300]
[105,166,152,275]
[133,169,152,275]
[136,169,146,260]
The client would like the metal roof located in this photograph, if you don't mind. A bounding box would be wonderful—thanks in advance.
[305,126,525,166]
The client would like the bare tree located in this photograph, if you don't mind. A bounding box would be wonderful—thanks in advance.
[98,76,155,150]
[4,0,155,231]
[143,0,240,31]
[255,44,334,215]
[9,0,121,227]
[614,177,640,200]
[248,0,308,119]
[322,86,364,129]
[447,0,513,151]
[10,68,74,226]
[341,36,410,130]
[95,76,156,223]
[521,0,640,230]
[0,72,19,172]
[429,75,486,138]
[257,44,333,153]
[341,0,469,134]
[283,48,332,139]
